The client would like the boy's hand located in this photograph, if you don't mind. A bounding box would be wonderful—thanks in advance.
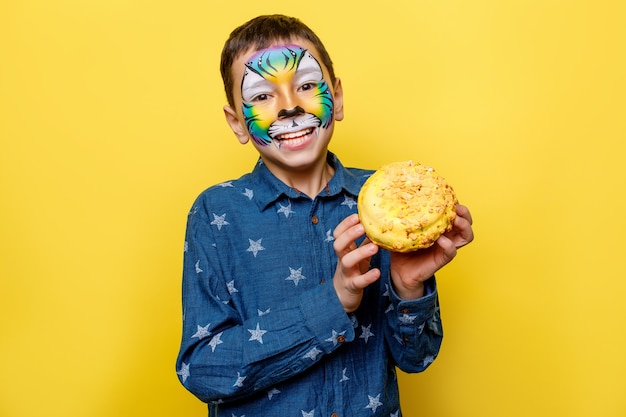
[333,214,380,313]
[390,204,474,300]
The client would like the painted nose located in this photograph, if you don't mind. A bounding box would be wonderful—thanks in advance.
[278,106,305,119]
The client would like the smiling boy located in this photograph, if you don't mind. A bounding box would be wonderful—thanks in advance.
[176,14,474,416]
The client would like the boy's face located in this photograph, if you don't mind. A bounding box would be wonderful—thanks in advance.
[224,39,343,173]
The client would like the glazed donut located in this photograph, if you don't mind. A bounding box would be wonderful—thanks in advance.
[357,161,458,252]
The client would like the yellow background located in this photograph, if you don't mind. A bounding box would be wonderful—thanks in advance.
[1,0,625,416]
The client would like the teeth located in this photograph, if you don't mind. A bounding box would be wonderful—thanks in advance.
[272,128,315,149]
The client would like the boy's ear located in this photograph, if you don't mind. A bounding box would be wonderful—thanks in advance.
[333,78,344,122]
[223,105,250,144]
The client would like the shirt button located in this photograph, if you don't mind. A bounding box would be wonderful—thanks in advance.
[331,414,339,417]
[319,279,326,284]
[311,215,319,224]
[337,335,346,343]
[401,309,410,315]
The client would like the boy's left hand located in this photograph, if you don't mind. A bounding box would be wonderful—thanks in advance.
[390,204,474,300]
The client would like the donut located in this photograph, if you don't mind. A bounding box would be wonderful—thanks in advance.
[357,161,458,252]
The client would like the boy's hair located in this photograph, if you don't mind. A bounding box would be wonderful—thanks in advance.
[220,14,336,107]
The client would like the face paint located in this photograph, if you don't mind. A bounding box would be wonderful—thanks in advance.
[241,44,334,147]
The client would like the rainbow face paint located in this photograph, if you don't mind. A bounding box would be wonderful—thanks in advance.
[241,44,334,147]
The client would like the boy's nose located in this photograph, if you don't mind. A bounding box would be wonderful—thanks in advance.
[278,106,305,119]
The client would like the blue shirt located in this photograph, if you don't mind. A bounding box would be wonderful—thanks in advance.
[176,152,443,416]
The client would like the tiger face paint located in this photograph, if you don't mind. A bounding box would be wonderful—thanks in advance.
[241,44,334,148]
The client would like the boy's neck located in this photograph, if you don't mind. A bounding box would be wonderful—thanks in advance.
[265,158,335,198]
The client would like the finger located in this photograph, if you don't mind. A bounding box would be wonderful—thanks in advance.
[333,213,360,239]
[347,268,381,291]
[334,223,366,254]
[451,214,474,247]
[455,204,473,225]
[435,234,458,264]
[339,242,378,270]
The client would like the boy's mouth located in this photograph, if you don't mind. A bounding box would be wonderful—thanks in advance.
[273,127,316,149]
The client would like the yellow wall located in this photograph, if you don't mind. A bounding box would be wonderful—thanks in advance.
[1,1,624,416]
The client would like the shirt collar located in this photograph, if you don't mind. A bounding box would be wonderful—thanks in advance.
[251,152,362,211]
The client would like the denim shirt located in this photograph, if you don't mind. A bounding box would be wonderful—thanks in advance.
[176,152,443,416]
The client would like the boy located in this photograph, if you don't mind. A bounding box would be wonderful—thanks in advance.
[176,14,474,416]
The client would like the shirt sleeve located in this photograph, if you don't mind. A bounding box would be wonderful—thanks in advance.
[383,275,444,373]
[175,204,355,404]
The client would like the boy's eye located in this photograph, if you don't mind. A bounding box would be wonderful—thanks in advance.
[299,82,316,92]
[252,93,269,102]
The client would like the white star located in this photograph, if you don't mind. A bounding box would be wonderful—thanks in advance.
[365,393,383,413]
[246,238,265,257]
[210,213,230,230]
[191,323,211,340]
[177,362,190,383]
[341,194,357,209]
[418,322,426,335]
[243,188,254,199]
[208,332,224,352]
[324,229,334,242]
[390,411,400,417]
[399,313,417,324]
[340,367,349,382]
[422,355,435,367]
[359,324,375,343]
[325,329,346,346]
[184,241,188,252]
[277,202,295,218]
[304,347,322,361]
[267,387,281,400]
[301,410,315,417]
[217,181,233,187]
[257,308,271,316]
[285,267,307,286]
[195,260,203,274]
[382,284,390,298]
[385,303,394,314]
[248,323,267,344]
[233,372,246,387]
[227,280,238,294]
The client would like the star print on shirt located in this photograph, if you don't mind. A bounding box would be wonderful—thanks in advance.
[177,362,190,383]
[324,229,334,242]
[195,260,203,274]
[217,181,233,187]
[422,355,435,367]
[233,372,246,387]
[243,188,254,199]
[341,194,357,209]
[267,387,281,400]
[285,267,307,286]
[304,347,322,361]
[227,280,238,294]
[210,213,229,230]
[340,367,349,382]
[257,308,270,316]
[365,393,383,413]
[191,323,211,340]
[208,332,224,352]
[390,411,400,417]
[248,323,267,344]
[359,324,375,343]
[325,329,346,346]
[399,313,417,324]
[246,238,265,257]
[301,410,315,417]
[277,202,295,218]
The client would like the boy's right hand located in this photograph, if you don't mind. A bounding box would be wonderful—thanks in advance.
[332,214,381,313]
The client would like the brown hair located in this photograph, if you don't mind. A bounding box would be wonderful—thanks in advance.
[220,14,336,107]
